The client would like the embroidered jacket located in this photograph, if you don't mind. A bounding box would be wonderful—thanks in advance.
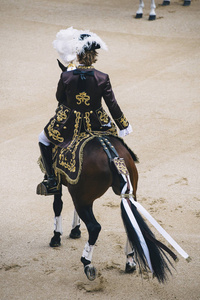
[44,67,129,146]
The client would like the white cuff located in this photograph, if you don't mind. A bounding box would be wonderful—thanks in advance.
[119,124,133,137]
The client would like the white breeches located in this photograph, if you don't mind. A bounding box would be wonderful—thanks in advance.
[38,130,51,146]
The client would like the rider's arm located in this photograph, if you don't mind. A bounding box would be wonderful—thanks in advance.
[102,75,130,131]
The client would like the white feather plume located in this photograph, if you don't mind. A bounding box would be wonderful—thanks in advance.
[77,29,108,54]
[53,27,79,64]
[53,27,108,64]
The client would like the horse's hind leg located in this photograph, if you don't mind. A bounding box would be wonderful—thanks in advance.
[70,210,81,239]
[78,205,101,280]
[50,188,63,247]
[50,187,81,246]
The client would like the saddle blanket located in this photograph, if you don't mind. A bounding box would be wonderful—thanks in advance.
[38,132,139,185]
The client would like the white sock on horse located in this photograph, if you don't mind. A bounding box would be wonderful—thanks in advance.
[82,242,94,263]
[71,209,81,229]
[54,216,63,235]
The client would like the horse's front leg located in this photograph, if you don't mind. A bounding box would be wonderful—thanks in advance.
[77,205,101,281]
[70,209,81,239]
[50,188,63,247]
[135,0,144,18]
[149,0,156,20]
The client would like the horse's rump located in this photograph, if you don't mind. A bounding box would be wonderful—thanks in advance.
[49,132,139,186]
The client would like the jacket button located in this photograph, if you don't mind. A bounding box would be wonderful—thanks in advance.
[90,110,93,114]
[74,110,77,113]
[63,126,66,129]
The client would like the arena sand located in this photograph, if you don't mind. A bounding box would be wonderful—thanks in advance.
[0,0,200,299]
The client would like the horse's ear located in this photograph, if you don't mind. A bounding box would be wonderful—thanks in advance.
[57,59,67,71]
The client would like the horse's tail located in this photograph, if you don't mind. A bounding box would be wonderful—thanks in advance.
[121,198,175,283]
[98,136,175,282]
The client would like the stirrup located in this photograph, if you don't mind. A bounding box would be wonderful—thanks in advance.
[36,181,60,196]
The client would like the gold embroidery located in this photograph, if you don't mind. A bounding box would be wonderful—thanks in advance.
[59,148,76,172]
[116,114,129,128]
[109,122,118,135]
[47,119,64,143]
[72,111,82,139]
[97,108,109,124]
[113,157,129,175]
[67,63,76,69]
[77,65,94,69]
[58,132,89,173]
[76,92,90,106]
[56,106,70,122]
[84,112,92,132]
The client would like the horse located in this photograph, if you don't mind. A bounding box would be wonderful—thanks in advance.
[135,0,191,20]
[40,134,178,283]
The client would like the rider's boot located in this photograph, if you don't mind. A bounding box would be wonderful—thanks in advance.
[36,142,60,196]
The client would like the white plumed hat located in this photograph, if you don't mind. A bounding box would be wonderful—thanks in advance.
[53,27,79,64]
[53,27,108,63]
[76,29,108,54]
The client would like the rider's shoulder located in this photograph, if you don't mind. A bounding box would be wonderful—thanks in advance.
[60,69,74,81]
[93,69,109,85]
[94,69,108,77]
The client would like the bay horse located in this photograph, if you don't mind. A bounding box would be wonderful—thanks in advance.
[135,0,191,20]
[44,134,177,283]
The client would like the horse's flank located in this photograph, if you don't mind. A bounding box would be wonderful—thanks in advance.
[60,136,139,210]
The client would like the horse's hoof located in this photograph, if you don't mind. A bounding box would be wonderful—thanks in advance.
[183,0,191,5]
[125,261,136,273]
[69,225,81,239]
[162,0,170,5]
[84,264,97,281]
[149,14,156,21]
[49,231,61,247]
[135,13,143,18]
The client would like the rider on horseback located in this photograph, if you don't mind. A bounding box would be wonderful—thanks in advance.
[37,27,132,196]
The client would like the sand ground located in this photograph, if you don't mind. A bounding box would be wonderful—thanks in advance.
[0,0,200,299]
